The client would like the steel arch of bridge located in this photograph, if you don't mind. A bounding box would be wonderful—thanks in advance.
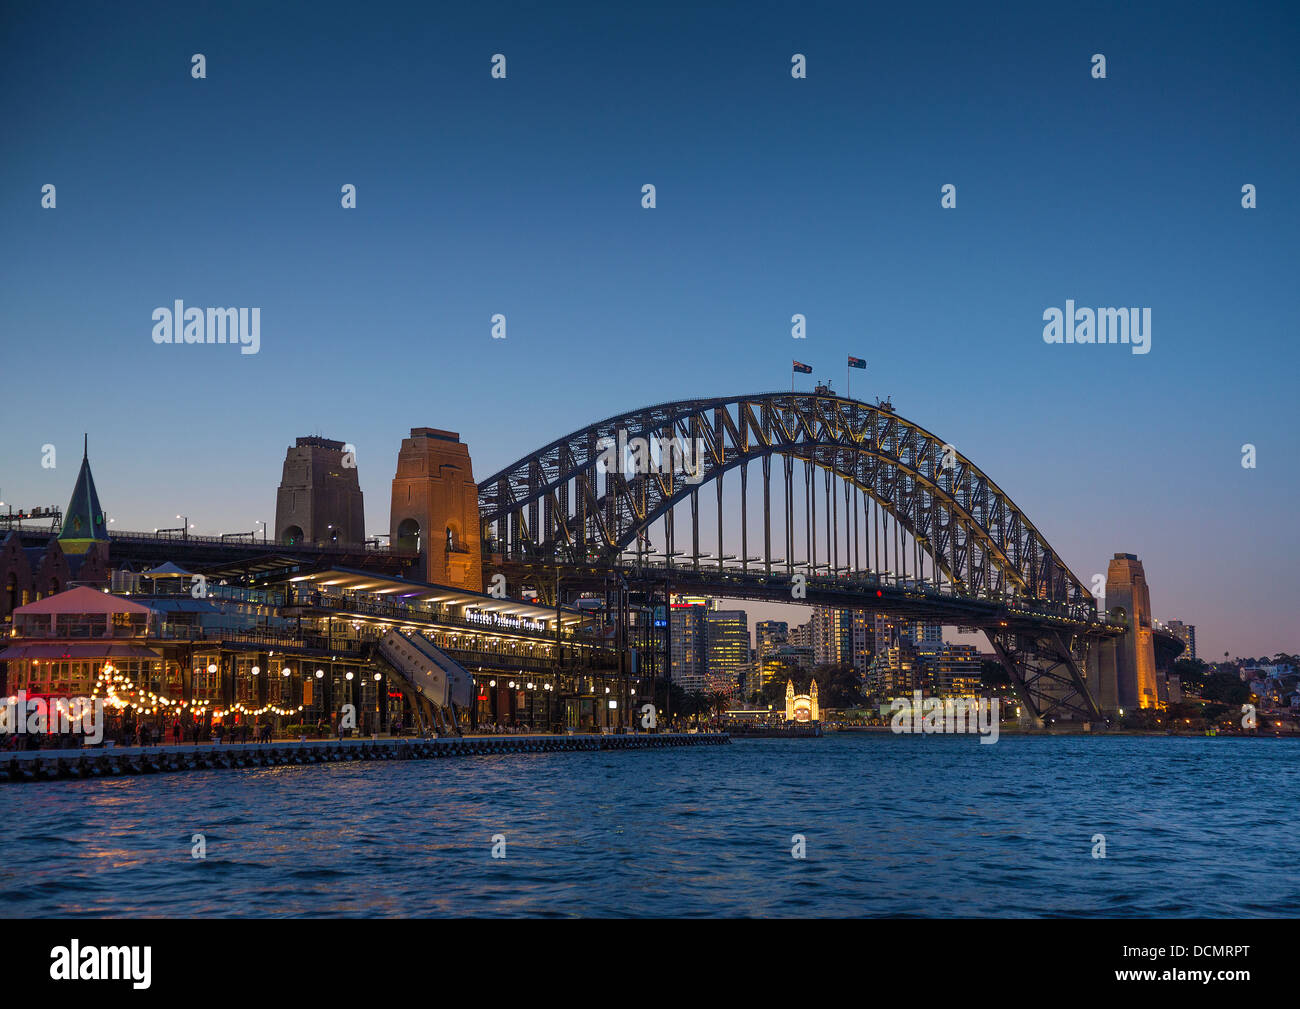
[479,392,1095,611]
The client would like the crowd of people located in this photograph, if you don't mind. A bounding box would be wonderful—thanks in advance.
[131,719,276,746]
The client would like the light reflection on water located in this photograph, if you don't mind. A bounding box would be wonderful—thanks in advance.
[2,734,1297,917]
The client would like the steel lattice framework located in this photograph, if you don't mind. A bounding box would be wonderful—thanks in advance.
[479,392,1093,609]
[478,392,1111,723]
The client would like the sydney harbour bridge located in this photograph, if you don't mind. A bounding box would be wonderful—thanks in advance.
[476,391,1137,724]
[10,390,1178,725]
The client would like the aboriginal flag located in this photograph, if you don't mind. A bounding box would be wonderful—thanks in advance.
[848,356,866,369]
[792,360,812,374]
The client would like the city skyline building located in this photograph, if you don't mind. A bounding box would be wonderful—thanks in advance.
[669,598,708,694]
[1167,620,1197,662]
[909,621,944,648]
[705,608,750,694]
[811,607,853,667]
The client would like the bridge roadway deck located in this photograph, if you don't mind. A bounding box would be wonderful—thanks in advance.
[501,559,1120,634]
[0,732,730,782]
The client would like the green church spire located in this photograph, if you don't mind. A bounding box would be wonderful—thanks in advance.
[58,433,109,554]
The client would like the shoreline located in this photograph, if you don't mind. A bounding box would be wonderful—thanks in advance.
[0,732,731,783]
[822,724,1296,738]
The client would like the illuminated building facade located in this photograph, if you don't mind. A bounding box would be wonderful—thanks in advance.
[1,567,618,739]
[811,607,852,666]
[753,620,788,695]
[390,427,483,592]
[1166,620,1196,662]
[784,678,820,722]
[926,643,982,697]
[669,597,708,693]
[705,608,749,692]
[867,644,919,697]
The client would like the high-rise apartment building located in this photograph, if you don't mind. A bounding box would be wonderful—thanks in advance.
[670,598,709,693]
[867,643,919,696]
[851,611,874,674]
[811,607,852,666]
[873,614,901,653]
[925,643,982,697]
[909,621,944,648]
[1167,620,1197,662]
[706,608,750,692]
[756,620,788,660]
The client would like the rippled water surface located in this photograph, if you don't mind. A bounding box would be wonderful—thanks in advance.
[3,734,1297,917]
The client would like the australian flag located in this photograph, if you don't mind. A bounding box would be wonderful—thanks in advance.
[848,356,866,369]
[792,360,812,374]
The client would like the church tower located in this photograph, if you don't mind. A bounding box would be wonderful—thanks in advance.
[58,436,109,555]
[389,428,483,592]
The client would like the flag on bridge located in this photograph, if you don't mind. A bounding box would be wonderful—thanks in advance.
[792,360,812,374]
[846,356,866,398]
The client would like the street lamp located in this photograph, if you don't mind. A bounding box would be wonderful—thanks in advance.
[176,515,193,541]
[256,520,267,543]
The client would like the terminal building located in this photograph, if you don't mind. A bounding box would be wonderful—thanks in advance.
[0,431,623,740]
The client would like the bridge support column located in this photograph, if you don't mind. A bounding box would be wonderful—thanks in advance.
[986,629,1101,725]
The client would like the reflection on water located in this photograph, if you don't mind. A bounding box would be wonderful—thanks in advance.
[2,734,1297,917]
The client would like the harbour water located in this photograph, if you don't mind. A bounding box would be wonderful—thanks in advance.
[3,734,1297,917]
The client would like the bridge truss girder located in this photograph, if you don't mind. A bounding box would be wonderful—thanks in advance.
[479,392,1094,609]
[985,628,1102,723]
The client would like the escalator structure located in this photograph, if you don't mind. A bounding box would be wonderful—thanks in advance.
[375,629,475,737]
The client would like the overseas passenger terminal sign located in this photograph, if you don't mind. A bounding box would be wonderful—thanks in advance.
[464,608,546,634]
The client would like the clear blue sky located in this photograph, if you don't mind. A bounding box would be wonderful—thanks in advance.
[1,1,1296,659]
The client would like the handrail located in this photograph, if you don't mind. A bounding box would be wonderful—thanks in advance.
[105,529,416,555]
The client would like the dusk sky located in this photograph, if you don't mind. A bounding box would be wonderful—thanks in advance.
[2,1,1296,659]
